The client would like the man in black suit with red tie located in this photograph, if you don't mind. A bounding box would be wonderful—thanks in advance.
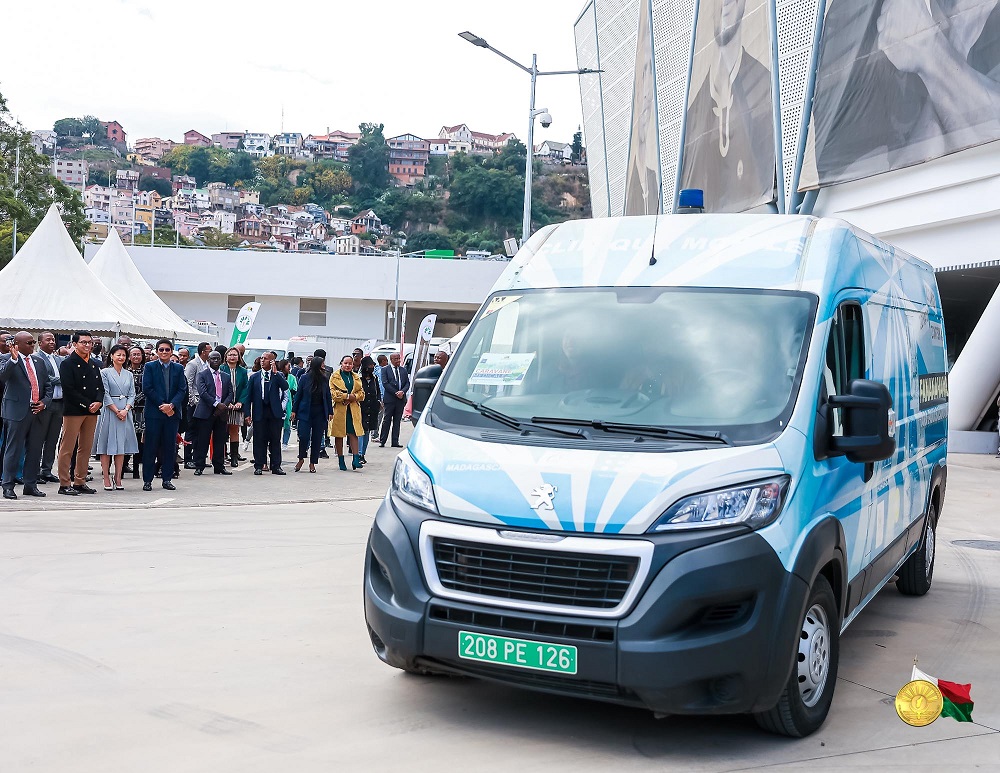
[0,332,53,499]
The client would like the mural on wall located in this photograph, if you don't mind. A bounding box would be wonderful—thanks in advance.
[624,0,663,215]
[680,0,777,212]
[800,0,1000,190]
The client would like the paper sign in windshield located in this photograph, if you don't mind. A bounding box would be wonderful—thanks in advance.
[480,295,522,318]
[468,353,536,386]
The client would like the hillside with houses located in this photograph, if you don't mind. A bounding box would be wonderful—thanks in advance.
[38,116,590,256]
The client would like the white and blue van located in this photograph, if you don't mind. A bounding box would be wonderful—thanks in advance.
[364,215,948,736]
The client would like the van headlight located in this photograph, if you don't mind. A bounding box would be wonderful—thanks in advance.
[648,476,790,532]
[392,452,438,513]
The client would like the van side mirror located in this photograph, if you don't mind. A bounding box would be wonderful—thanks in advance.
[411,364,443,422]
[827,379,895,463]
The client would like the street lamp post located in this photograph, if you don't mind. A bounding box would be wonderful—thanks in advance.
[458,31,599,245]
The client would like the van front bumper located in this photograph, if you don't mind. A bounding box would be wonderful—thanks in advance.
[364,495,809,716]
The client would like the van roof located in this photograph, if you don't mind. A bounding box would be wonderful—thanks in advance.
[497,215,935,299]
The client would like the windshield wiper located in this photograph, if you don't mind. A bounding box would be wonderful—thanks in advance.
[531,416,731,445]
[440,392,587,439]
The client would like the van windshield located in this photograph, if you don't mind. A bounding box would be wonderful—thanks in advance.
[431,288,816,445]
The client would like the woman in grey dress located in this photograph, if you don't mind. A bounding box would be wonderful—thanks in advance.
[94,345,139,490]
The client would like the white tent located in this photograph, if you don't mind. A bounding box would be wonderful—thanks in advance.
[441,326,467,355]
[88,228,206,339]
[0,205,173,337]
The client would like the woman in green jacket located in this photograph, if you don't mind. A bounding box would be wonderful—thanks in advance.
[222,347,250,467]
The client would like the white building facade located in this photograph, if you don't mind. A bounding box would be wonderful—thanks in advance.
[82,245,505,344]
[243,132,274,158]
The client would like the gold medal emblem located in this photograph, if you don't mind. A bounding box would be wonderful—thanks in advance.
[895,679,943,726]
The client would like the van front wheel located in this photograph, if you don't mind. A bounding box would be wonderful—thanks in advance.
[897,502,937,596]
[754,575,839,737]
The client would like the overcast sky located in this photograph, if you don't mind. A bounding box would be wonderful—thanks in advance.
[1,0,589,146]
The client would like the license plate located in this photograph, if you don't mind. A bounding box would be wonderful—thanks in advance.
[458,631,577,675]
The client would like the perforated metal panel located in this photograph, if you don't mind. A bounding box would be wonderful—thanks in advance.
[579,0,822,216]
[575,2,610,217]
[652,0,696,210]
[776,0,821,205]
[595,0,641,217]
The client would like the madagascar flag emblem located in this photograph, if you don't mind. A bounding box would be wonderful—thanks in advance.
[913,666,974,722]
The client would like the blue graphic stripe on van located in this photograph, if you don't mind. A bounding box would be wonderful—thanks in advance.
[582,473,617,533]
[451,468,555,530]
[601,478,669,535]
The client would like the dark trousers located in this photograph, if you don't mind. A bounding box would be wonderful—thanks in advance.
[297,411,326,465]
[252,417,282,471]
[379,400,405,445]
[182,403,196,464]
[194,414,228,471]
[144,412,180,484]
[2,415,44,487]
[37,399,64,477]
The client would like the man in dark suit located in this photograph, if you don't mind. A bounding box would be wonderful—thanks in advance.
[142,338,187,491]
[245,350,288,475]
[379,352,410,448]
[192,350,234,475]
[0,332,53,499]
[35,332,64,484]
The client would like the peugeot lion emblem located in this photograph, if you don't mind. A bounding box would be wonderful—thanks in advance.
[529,483,557,510]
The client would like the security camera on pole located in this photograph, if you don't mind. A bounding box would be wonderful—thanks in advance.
[458,31,601,246]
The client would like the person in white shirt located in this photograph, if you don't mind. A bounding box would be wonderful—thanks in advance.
[35,332,65,484]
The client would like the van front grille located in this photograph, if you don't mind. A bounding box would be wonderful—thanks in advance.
[429,604,615,642]
[432,538,638,610]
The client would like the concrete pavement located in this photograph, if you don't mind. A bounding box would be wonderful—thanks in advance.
[0,451,997,771]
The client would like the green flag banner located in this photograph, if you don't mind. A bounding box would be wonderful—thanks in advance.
[230,302,261,346]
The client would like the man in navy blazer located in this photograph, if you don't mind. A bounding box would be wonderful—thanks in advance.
[192,351,234,475]
[244,350,288,475]
[0,332,53,499]
[142,338,187,491]
[379,351,410,448]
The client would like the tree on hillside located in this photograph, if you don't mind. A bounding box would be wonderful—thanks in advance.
[82,115,104,142]
[484,139,528,173]
[162,145,256,188]
[449,165,523,227]
[572,128,583,164]
[198,228,242,249]
[405,231,454,253]
[1,93,87,263]
[348,122,391,200]
[53,117,85,137]
[299,162,351,205]
[377,189,443,232]
[139,175,172,197]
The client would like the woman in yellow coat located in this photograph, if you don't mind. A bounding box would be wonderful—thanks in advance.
[329,354,365,471]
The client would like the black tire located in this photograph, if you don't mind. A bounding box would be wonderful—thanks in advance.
[754,575,839,737]
[897,502,937,596]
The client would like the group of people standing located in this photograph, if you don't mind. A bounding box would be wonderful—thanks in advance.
[0,330,435,500]
[290,347,416,473]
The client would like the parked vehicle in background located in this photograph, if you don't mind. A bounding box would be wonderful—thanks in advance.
[242,337,318,364]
